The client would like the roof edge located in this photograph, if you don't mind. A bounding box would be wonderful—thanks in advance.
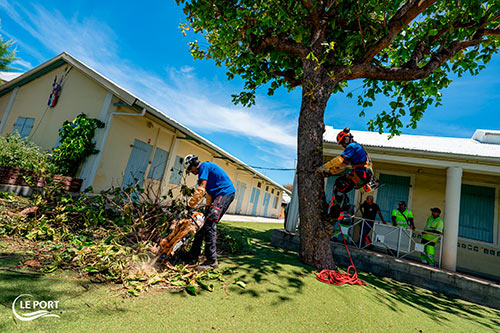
[0,52,290,194]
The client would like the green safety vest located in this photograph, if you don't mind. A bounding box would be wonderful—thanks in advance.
[392,209,413,228]
[422,216,444,241]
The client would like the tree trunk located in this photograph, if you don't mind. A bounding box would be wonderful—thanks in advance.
[297,64,336,270]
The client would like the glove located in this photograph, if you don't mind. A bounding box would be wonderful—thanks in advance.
[317,156,345,175]
[188,186,206,208]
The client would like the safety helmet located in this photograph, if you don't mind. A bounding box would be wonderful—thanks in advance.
[336,128,352,145]
[183,154,199,170]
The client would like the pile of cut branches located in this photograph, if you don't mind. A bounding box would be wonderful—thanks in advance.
[0,184,237,296]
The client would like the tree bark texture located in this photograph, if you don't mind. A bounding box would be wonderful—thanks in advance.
[297,62,336,270]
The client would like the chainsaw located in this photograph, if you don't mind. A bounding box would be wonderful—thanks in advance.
[156,211,205,265]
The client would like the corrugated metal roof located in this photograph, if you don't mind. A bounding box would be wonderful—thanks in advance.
[0,52,290,194]
[0,72,23,82]
[324,126,500,160]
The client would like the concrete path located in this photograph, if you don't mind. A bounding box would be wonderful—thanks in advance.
[221,214,284,224]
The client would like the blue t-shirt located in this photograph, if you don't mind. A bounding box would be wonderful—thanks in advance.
[198,161,235,197]
[341,142,367,165]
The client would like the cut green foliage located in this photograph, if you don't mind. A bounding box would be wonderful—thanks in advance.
[0,181,246,296]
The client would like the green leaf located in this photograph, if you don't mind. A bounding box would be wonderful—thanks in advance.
[185,285,197,296]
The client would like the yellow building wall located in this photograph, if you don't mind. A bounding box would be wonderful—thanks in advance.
[0,90,13,122]
[1,66,107,150]
[92,110,175,192]
[233,173,254,215]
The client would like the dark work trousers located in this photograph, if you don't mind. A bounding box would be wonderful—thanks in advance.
[333,168,372,203]
[360,220,374,247]
[189,193,235,262]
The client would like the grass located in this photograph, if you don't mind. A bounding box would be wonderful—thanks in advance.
[1,221,499,332]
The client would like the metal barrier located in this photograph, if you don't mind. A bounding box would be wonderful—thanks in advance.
[332,216,443,267]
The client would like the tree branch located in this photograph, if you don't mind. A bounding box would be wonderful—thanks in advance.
[250,34,308,58]
[273,69,302,87]
[483,28,500,36]
[360,0,438,63]
[349,37,485,81]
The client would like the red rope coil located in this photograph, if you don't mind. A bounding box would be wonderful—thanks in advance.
[314,220,366,286]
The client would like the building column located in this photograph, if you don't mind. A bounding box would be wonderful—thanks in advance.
[442,166,463,271]
[159,131,179,196]
[0,87,19,135]
[285,173,299,232]
[80,92,113,190]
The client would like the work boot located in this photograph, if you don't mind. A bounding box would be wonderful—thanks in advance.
[195,260,219,271]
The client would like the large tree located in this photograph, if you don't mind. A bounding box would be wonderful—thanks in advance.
[175,0,500,269]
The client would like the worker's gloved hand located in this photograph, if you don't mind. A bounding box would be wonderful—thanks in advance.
[315,166,331,177]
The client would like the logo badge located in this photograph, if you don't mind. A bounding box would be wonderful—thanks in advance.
[12,294,60,321]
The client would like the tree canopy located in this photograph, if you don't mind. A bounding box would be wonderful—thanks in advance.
[177,0,499,134]
[0,32,16,72]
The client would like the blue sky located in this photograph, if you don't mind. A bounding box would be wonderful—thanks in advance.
[1,1,499,186]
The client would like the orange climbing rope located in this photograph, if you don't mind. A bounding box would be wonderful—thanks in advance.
[314,220,367,286]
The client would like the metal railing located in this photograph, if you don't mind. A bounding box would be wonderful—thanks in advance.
[332,216,443,267]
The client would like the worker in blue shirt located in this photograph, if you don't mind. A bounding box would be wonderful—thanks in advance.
[318,128,373,213]
[184,154,235,270]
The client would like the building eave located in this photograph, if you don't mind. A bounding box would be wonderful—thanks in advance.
[0,52,289,194]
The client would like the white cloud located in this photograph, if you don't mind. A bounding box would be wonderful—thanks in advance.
[0,1,298,148]
[12,58,32,70]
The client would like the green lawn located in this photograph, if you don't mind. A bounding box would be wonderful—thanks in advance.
[1,221,499,332]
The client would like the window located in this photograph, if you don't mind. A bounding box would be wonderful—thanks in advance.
[147,148,169,180]
[257,182,262,188]
[271,189,274,194]
[169,155,184,184]
[266,185,269,192]
[12,117,35,138]
[376,173,411,221]
[459,184,495,243]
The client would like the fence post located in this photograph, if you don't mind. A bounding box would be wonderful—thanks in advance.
[396,227,402,257]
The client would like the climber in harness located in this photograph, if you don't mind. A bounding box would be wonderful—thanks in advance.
[318,128,375,218]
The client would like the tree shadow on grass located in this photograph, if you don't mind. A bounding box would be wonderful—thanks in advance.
[355,266,500,330]
[214,224,313,305]
[0,252,128,331]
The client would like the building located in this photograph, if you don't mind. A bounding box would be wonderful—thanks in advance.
[0,52,289,218]
[320,126,500,280]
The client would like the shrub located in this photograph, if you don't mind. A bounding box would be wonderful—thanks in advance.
[0,133,56,175]
[51,113,104,177]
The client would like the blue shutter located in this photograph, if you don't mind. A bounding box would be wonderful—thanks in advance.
[147,148,169,180]
[250,188,256,203]
[12,117,25,136]
[236,183,246,213]
[20,118,34,138]
[251,189,260,215]
[122,139,153,188]
[459,184,495,243]
[376,174,411,221]
[12,117,35,138]
[169,156,184,184]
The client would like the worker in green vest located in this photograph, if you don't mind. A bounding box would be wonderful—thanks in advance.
[391,201,415,229]
[420,207,444,265]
